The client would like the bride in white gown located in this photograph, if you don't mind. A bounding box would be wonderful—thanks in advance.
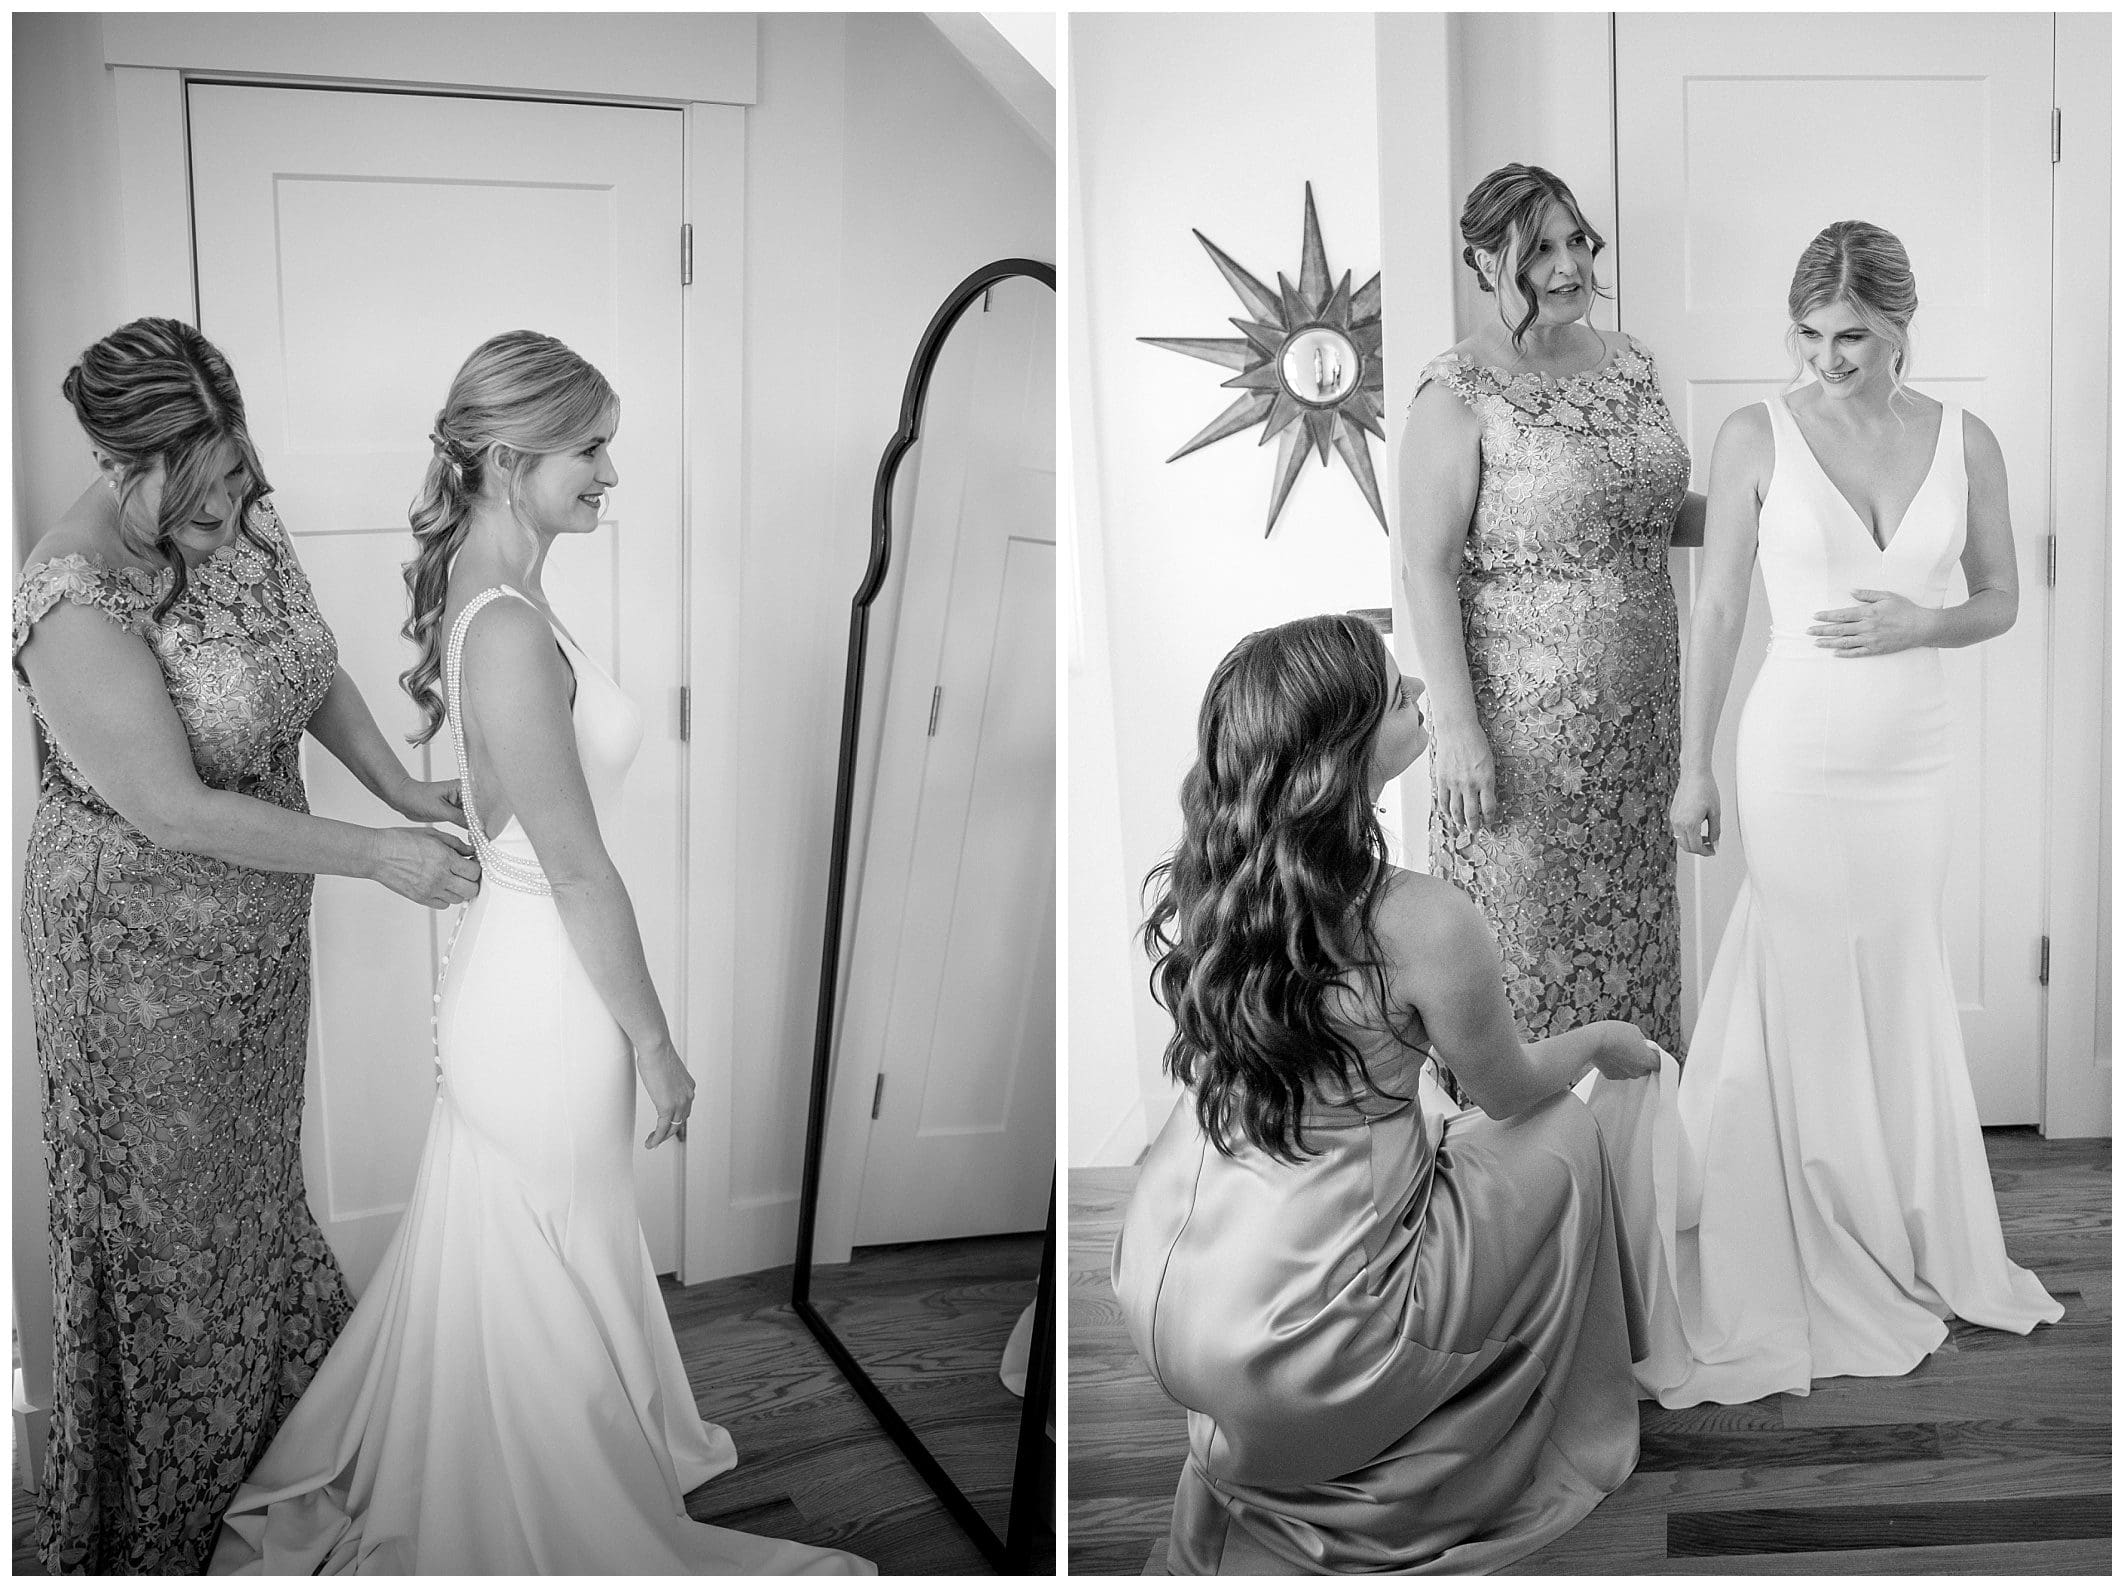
[1633,222,2060,1408]
[213,333,872,1574]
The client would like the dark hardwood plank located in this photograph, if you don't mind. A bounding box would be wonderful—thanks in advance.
[1610,1451,2111,1516]
[1666,1493,2110,1555]
[1656,1536,2110,1574]
[1638,1415,1943,1472]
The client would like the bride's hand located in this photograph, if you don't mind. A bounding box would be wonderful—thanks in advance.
[1809,588,1935,657]
[1669,769,1720,857]
[1590,1021,1659,1081]
[393,776,466,828]
[636,1040,696,1149]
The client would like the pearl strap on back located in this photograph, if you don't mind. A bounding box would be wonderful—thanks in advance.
[443,587,554,897]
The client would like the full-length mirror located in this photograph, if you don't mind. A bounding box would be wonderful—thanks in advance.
[792,261,1056,1573]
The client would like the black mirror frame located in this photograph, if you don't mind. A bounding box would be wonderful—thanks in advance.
[789,258,1057,1573]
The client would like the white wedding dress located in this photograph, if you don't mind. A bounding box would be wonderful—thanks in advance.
[1594,394,2059,1410]
[213,587,872,1574]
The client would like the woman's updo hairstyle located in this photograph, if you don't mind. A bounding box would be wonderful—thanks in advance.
[1785,220,1919,402]
[399,330,616,746]
[62,317,271,619]
[1459,164,1610,352]
[1141,612,1411,1162]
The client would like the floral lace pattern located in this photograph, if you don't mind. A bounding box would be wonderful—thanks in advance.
[1418,337,1690,1057]
[14,499,354,1573]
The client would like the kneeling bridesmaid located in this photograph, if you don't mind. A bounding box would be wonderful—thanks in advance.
[1114,613,1664,1575]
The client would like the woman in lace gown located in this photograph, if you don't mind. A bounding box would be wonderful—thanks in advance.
[213,332,871,1574]
[1401,165,1699,1070]
[13,319,479,1573]
[1115,613,1666,1574]
[1647,224,2060,1404]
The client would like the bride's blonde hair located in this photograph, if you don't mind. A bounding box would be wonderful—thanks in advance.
[399,331,616,746]
[1784,221,1919,408]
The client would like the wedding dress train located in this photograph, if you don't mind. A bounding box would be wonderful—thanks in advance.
[213,587,871,1574]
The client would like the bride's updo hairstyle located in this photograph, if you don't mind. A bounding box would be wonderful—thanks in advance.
[1142,612,1411,1163]
[1459,164,1611,352]
[62,318,271,620]
[400,331,616,746]
[1785,221,1919,403]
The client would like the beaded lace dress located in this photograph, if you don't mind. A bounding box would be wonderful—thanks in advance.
[1416,334,1691,1057]
[13,500,353,1574]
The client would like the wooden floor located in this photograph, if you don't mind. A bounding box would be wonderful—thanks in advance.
[14,1235,1050,1575]
[1069,1129,2110,1575]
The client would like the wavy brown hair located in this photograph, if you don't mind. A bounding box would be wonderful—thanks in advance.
[1141,613,1410,1162]
[400,331,616,746]
[1459,164,1611,353]
[62,318,271,620]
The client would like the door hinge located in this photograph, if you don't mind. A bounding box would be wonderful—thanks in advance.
[680,222,694,286]
[870,1073,886,1119]
[2039,936,2050,986]
[2052,108,2062,164]
[2047,535,2058,587]
[677,685,691,742]
[926,685,943,736]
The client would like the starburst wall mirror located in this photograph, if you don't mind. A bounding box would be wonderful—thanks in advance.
[1143,183,1387,536]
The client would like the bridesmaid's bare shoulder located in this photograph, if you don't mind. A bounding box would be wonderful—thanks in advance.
[1371,866,1498,966]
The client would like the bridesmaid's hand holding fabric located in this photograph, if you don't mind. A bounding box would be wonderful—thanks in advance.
[1809,589,1935,657]
[1589,1021,1659,1081]
[1433,721,1501,831]
[1669,770,1720,856]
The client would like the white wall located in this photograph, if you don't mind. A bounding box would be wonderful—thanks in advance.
[1064,76,1145,1167]
[13,16,129,562]
[1070,13,1392,1165]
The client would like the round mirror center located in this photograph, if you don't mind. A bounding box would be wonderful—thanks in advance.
[1279,327,1359,406]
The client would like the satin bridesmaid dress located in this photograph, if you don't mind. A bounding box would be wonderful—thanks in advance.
[1114,1035,1665,1574]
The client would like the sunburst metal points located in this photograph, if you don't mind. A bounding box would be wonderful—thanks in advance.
[1143,182,1388,534]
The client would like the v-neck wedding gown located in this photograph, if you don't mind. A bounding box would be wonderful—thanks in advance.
[212,587,871,1574]
[1625,394,2060,1408]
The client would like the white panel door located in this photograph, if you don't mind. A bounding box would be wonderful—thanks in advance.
[1617,15,2055,1122]
[835,281,1057,1246]
[188,84,689,1288]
